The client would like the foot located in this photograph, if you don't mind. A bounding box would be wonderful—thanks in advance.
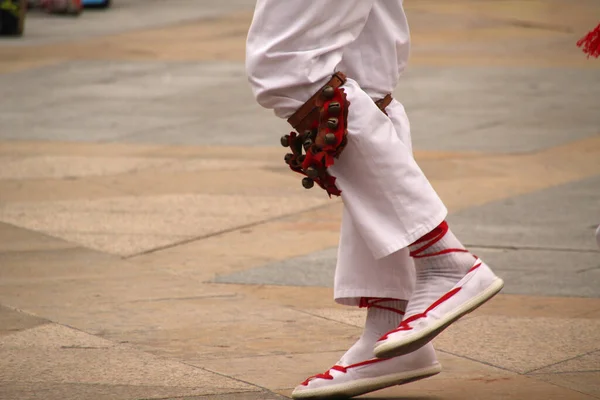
[374,258,503,359]
[292,343,441,399]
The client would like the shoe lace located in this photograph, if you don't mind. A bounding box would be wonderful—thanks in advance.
[378,260,482,341]
[409,221,470,258]
[358,297,405,316]
[300,359,386,386]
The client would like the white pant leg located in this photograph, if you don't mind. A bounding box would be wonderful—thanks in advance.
[246,0,447,260]
[334,102,417,305]
[246,0,376,118]
[333,1,417,305]
[338,0,410,99]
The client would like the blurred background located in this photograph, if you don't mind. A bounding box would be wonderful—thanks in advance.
[0,1,599,399]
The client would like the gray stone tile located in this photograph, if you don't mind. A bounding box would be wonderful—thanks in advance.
[395,67,600,153]
[215,176,600,297]
[3,60,598,153]
[213,248,336,288]
[9,0,258,46]
[447,175,600,251]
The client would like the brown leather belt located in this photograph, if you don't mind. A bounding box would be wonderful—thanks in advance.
[375,93,393,114]
[287,72,347,132]
[287,72,393,132]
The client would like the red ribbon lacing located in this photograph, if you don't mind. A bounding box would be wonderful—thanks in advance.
[377,221,481,341]
[301,297,404,386]
[378,261,482,341]
[301,359,386,386]
[358,297,406,316]
[408,221,469,259]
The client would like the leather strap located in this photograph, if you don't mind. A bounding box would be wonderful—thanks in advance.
[287,72,347,132]
[375,93,393,114]
[287,72,394,131]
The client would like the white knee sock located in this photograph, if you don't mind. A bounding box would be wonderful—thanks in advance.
[338,298,406,365]
[403,221,476,319]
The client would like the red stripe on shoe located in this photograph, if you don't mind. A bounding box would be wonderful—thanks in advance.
[379,287,462,341]
[358,297,405,316]
[467,261,482,273]
[301,359,387,386]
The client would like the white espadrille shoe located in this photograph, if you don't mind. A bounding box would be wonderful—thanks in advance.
[292,342,440,399]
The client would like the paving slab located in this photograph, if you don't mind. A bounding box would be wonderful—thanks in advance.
[214,174,600,297]
[396,67,600,153]
[0,323,255,398]
[0,221,76,252]
[0,305,49,338]
[447,174,600,251]
[1,1,600,400]
[7,0,257,46]
[530,372,600,398]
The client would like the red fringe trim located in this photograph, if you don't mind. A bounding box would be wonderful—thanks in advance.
[577,23,600,58]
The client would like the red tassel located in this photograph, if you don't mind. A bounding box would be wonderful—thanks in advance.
[577,23,600,58]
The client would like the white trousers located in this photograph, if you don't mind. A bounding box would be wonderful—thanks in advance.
[246,0,447,305]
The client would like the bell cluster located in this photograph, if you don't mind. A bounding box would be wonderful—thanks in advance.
[280,85,341,190]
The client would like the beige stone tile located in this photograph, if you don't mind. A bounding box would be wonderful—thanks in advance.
[0,273,232,317]
[531,351,600,374]
[47,231,193,257]
[470,294,600,319]
[532,372,600,398]
[88,168,318,198]
[0,305,49,338]
[0,247,137,281]
[357,374,597,400]
[0,271,357,360]
[0,140,162,157]
[0,155,173,180]
[105,306,360,362]
[0,193,330,256]
[129,205,342,279]
[303,308,365,328]
[0,382,258,400]
[200,351,348,391]
[0,323,253,395]
[420,136,600,213]
[434,315,600,374]
[0,179,126,203]
[200,348,512,392]
[580,309,600,319]
[142,144,282,160]
[0,222,76,253]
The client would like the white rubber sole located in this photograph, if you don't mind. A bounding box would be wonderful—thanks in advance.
[374,277,504,359]
[291,363,442,399]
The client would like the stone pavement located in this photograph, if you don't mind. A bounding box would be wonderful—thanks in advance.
[0,1,599,399]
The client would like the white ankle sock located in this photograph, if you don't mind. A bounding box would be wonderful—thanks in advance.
[404,221,476,319]
[338,299,406,366]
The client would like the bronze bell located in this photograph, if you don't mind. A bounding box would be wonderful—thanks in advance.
[303,130,312,139]
[327,118,338,129]
[325,133,337,145]
[322,85,335,99]
[284,153,293,164]
[305,166,319,179]
[297,154,306,164]
[302,177,314,189]
[328,102,341,116]
[303,139,313,150]
[280,134,290,147]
